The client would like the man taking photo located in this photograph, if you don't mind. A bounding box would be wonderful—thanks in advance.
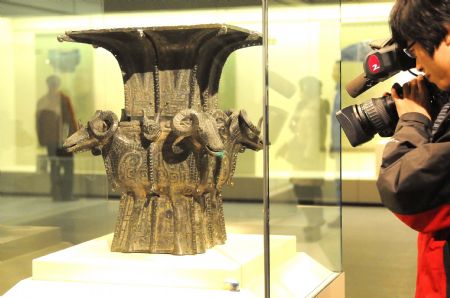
[377,0,450,296]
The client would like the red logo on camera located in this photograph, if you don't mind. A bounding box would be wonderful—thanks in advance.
[368,54,381,73]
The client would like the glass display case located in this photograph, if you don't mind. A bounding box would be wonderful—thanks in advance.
[0,1,342,297]
[266,1,342,296]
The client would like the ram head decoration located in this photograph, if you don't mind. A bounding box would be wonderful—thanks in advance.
[172,109,224,157]
[64,110,118,156]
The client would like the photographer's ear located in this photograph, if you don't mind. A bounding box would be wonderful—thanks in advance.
[445,24,450,45]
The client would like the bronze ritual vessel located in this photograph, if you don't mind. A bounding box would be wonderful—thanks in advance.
[61,25,263,255]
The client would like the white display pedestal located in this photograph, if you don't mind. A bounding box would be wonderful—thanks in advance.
[4,233,339,298]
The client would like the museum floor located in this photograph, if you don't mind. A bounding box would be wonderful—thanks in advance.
[0,195,416,298]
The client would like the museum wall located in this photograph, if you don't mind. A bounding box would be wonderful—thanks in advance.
[0,5,339,170]
[0,18,15,171]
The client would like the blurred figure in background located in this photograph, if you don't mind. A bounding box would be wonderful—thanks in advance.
[36,75,78,201]
[277,76,329,241]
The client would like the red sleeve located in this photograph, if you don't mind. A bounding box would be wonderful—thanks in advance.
[61,93,78,134]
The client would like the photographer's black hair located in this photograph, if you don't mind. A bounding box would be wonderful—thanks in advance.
[389,0,450,56]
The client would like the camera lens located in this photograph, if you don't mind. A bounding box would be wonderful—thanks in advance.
[336,95,398,147]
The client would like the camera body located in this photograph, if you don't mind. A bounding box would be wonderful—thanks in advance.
[336,38,447,147]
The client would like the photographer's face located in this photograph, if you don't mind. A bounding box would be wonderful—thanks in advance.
[411,27,450,91]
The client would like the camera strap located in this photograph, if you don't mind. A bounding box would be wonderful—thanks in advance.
[432,102,450,136]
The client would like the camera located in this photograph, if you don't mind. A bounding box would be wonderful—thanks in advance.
[336,92,398,147]
[336,38,446,147]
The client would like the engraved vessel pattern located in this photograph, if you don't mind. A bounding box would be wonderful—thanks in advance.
[62,25,262,254]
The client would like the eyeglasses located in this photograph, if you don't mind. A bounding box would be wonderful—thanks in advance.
[403,42,416,59]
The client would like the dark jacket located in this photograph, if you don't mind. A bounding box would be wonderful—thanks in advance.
[36,92,77,148]
[377,108,450,297]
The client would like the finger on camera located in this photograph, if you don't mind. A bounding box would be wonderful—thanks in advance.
[403,81,411,95]
[410,80,420,97]
[391,88,402,100]
[408,79,419,92]
[416,76,428,96]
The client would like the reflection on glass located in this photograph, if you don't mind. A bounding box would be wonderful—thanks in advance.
[277,76,331,242]
[36,75,77,201]
[340,3,405,209]
[267,3,342,297]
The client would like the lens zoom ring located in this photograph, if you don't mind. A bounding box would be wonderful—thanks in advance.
[361,101,386,132]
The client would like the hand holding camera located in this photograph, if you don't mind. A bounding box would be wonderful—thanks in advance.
[391,76,432,120]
